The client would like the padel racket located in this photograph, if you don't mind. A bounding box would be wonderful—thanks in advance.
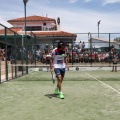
[51,73,55,84]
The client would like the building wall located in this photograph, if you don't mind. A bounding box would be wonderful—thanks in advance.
[13,21,55,31]
[88,39,120,49]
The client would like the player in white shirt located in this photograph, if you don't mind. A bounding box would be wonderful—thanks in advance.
[50,41,69,99]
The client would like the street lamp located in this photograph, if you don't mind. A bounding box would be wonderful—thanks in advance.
[23,0,29,36]
[97,20,101,38]
[23,0,29,74]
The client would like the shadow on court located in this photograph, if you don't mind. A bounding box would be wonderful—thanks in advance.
[44,93,59,99]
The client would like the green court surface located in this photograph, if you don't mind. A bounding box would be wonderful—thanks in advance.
[0,70,120,120]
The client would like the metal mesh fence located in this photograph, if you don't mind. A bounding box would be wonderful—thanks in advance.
[0,24,120,83]
[0,24,36,82]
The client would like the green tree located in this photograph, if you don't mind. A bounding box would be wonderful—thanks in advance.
[114,37,120,42]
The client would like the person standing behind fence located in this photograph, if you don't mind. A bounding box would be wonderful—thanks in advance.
[36,48,41,63]
[82,41,85,49]
[111,52,119,72]
[78,41,82,49]
[0,48,4,61]
[32,47,35,62]
[20,47,26,59]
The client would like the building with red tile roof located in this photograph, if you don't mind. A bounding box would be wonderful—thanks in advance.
[5,15,76,48]
[0,15,77,53]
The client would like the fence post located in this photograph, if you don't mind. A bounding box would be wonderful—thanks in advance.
[5,27,8,81]
[0,60,1,84]
[109,33,111,65]
[72,35,73,65]
[14,33,17,78]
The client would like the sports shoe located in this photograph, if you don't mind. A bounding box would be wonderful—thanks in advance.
[54,88,59,95]
[59,93,64,99]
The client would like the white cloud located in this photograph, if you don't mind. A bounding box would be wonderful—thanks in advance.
[84,0,91,2]
[26,1,120,34]
[39,5,120,34]
[103,0,120,5]
[68,0,79,3]
[46,0,50,4]
[1,0,120,35]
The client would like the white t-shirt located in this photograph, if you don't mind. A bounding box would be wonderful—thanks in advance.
[52,48,66,68]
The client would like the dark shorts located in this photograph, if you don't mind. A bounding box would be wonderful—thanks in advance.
[54,68,65,77]
[113,62,117,66]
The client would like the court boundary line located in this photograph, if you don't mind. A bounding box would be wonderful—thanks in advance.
[85,72,120,95]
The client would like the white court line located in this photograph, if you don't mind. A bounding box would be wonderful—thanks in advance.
[85,72,120,95]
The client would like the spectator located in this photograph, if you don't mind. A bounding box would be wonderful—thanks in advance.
[82,41,85,49]
[104,52,109,62]
[76,47,81,54]
[46,52,51,65]
[84,53,89,63]
[111,52,119,72]
[0,48,4,61]
[68,43,72,51]
[94,52,99,62]
[10,54,15,64]
[78,41,82,49]
[32,47,35,62]
[109,47,115,62]
[28,51,33,64]
[72,47,77,52]
[20,47,26,59]
[36,48,41,63]
[100,52,105,63]
[73,41,77,47]
[44,44,49,54]
[42,52,47,63]
[20,47,26,53]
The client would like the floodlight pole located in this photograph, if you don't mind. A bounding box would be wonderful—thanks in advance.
[97,20,101,38]
[24,2,27,38]
[88,32,90,40]
[23,0,29,74]
[88,32,92,51]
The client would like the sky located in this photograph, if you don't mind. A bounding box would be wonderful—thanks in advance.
[0,0,120,34]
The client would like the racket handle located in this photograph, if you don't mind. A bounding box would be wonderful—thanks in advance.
[52,73,55,84]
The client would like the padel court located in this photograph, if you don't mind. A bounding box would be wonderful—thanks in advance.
[0,68,120,120]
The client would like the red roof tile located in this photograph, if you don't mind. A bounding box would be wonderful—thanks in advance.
[0,27,76,37]
[7,15,55,23]
[32,31,76,37]
[0,27,21,34]
[10,27,22,32]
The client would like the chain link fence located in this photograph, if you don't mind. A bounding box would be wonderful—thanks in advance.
[0,23,120,83]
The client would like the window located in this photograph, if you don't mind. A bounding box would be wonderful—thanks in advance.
[43,23,46,26]
[26,26,42,31]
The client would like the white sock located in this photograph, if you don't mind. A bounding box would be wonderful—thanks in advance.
[59,91,63,94]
